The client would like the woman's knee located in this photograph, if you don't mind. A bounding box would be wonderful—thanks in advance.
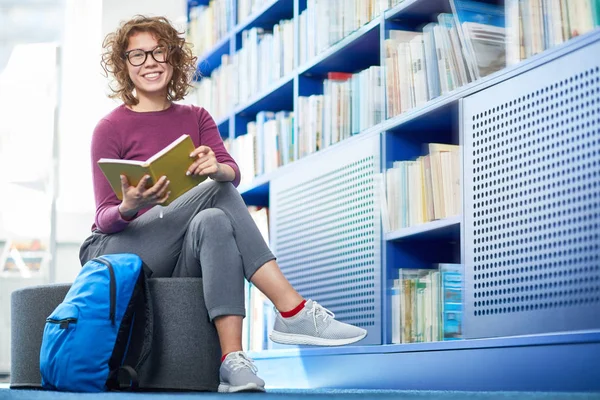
[206,180,240,199]
[191,208,232,233]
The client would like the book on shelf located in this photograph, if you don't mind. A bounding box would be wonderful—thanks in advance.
[238,0,272,24]
[187,0,234,58]
[390,264,462,344]
[505,0,599,66]
[242,205,274,351]
[440,263,463,340]
[450,0,507,80]
[385,13,475,118]
[384,143,460,231]
[97,134,206,206]
[191,18,294,117]
[298,0,388,66]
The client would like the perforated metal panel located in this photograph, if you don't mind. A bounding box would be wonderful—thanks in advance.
[270,135,381,345]
[463,41,600,339]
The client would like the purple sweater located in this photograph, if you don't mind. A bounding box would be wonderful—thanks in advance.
[90,104,240,234]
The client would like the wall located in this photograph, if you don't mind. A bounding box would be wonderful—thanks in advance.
[54,0,188,284]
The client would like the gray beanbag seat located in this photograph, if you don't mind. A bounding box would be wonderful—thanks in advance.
[10,278,220,391]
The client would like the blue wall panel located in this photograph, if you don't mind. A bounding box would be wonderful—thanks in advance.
[463,39,600,339]
[270,135,382,345]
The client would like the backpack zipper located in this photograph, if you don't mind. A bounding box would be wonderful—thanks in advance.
[94,257,116,325]
[46,317,78,329]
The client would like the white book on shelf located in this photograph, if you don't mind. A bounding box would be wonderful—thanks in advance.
[263,119,279,174]
[423,23,441,100]
[461,22,506,79]
[547,0,566,47]
[299,11,307,66]
[384,39,399,118]
[397,41,415,112]
[343,79,352,139]
[273,25,282,81]
[433,25,451,94]
[422,154,435,222]
[505,0,521,66]
[440,150,455,218]
[323,79,332,147]
[409,35,429,108]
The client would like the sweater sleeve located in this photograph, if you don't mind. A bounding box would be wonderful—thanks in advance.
[91,118,132,234]
[197,107,241,187]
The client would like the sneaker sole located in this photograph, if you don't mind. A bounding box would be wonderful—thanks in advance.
[269,330,367,346]
[218,383,266,393]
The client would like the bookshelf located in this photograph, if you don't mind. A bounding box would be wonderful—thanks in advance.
[187,0,600,391]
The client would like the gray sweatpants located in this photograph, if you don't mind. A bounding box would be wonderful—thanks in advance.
[78,180,275,320]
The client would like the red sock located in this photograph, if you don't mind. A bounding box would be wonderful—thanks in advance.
[280,300,306,318]
[221,353,230,363]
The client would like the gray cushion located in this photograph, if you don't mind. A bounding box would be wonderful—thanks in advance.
[10,278,220,391]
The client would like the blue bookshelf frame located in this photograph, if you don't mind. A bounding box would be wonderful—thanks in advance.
[187,0,600,391]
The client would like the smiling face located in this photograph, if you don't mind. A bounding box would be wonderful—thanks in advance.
[125,31,173,101]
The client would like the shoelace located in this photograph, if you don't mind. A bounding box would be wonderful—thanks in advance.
[226,352,258,373]
[306,301,335,334]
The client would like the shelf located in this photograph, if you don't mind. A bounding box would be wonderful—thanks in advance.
[250,331,600,391]
[234,73,295,118]
[238,173,272,207]
[234,29,600,205]
[385,0,452,21]
[234,0,294,36]
[196,34,230,78]
[215,115,230,137]
[381,28,600,136]
[251,330,600,359]
[298,17,381,77]
[385,216,461,242]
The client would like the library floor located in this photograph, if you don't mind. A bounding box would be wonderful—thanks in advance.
[1,386,599,400]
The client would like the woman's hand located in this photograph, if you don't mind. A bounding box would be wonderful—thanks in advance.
[187,145,220,178]
[118,175,170,219]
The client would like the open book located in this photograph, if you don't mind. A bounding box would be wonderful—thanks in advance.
[97,134,206,206]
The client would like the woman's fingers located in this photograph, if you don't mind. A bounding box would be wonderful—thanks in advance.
[194,160,218,176]
[189,145,211,159]
[156,190,171,205]
[143,176,168,199]
[187,155,212,175]
[154,179,170,199]
[120,175,131,192]
[135,175,151,191]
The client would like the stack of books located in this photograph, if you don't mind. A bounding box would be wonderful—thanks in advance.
[235,24,295,106]
[193,54,235,122]
[192,21,294,116]
[187,0,234,58]
[505,0,600,65]
[226,110,295,183]
[238,0,272,25]
[298,67,383,157]
[390,264,463,344]
[298,0,387,66]
[384,143,460,231]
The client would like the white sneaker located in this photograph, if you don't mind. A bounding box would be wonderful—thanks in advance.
[218,351,265,393]
[269,300,367,346]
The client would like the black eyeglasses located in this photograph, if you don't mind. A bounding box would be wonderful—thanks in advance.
[124,46,168,67]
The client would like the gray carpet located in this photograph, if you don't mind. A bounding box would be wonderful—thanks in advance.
[1,389,599,400]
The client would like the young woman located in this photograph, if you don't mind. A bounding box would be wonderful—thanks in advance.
[79,15,367,393]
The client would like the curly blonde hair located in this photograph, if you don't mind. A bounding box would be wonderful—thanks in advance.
[101,15,198,106]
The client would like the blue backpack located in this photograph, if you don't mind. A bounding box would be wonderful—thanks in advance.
[39,253,153,392]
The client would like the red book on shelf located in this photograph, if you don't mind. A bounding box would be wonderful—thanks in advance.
[327,72,353,81]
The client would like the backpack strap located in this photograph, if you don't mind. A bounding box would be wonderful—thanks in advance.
[134,263,154,372]
[107,365,139,391]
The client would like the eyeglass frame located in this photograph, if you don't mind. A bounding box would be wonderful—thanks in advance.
[123,46,170,67]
